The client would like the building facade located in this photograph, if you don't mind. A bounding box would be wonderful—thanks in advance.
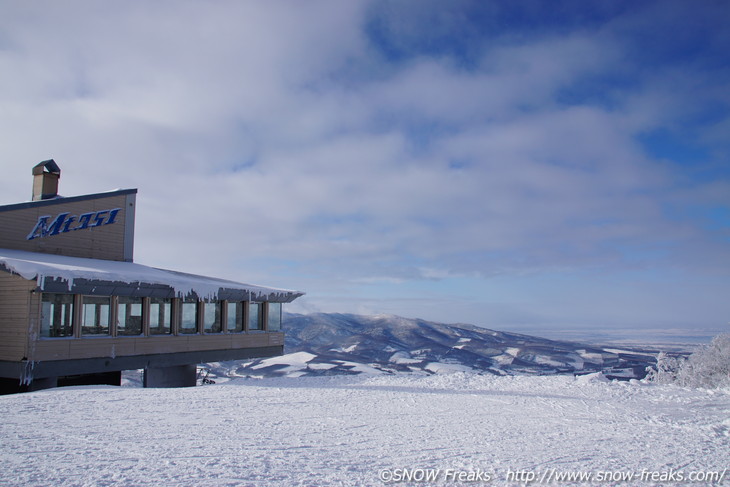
[0,161,303,392]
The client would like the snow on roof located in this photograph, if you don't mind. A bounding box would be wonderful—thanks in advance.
[0,248,303,302]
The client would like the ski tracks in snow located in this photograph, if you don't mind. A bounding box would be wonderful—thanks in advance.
[0,373,728,486]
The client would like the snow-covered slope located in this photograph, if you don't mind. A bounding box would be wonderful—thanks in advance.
[219,313,660,380]
[1,374,727,486]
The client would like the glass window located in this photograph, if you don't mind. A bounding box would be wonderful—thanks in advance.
[249,302,262,331]
[81,296,111,336]
[117,296,143,336]
[227,301,243,333]
[268,303,282,332]
[40,293,74,338]
[203,301,222,333]
[149,298,172,335]
[179,300,198,334]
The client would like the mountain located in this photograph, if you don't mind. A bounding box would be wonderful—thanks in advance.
[208,313,661,380]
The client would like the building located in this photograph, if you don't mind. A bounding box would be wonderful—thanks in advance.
[0,160,303,392]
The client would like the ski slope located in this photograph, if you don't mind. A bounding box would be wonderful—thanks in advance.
[1,373,728,486]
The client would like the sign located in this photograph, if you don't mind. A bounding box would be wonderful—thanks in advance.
[27,208,121,240]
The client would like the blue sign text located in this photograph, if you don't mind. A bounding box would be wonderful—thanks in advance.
[26,208,121,240]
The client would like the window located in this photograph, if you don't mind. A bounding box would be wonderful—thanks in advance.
[117,296,143,336]
[249,302,262,331]
[149,298,172,335]
[81,296,111,336]
[179,300,198,334]
[268,302,282,331]
[227,301,243,333]
[40,293,74,337]
[203,301,222,333]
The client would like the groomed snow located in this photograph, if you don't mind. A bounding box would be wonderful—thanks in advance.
[1,374,728,486]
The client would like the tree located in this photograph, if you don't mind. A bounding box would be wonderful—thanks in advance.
[647,333,730,389]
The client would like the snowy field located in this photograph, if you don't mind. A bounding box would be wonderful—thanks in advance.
[1,373,728,486]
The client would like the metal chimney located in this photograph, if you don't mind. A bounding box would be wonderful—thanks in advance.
[32,159,61,201]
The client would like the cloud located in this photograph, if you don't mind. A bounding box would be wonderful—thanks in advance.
[0,1,728,333]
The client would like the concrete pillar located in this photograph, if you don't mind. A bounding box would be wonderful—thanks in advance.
[143,364,197,388]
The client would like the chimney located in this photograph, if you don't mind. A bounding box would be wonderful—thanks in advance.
[32,159,61,201]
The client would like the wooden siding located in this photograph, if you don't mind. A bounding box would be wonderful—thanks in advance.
[0,272,35,361]
[29,332,286,362]
[2,271,286,363]
[0,192,133,261]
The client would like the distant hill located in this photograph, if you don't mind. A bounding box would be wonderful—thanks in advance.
[209,313,660,380]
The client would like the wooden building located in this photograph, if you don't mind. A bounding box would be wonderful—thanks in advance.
[0,161,303,392]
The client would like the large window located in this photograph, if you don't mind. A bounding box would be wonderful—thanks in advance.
[149,298,172,335]
[81,296,111,336]
[40,293,74,338]
[249,302,262,331]
[203,301,222,333]
[268,302,282,332]
[117,296,143,336]
[227,302,243,333]
[179,300,198,334]
[37,294,284,338]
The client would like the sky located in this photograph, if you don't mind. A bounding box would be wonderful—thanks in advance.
[0,0,728,339]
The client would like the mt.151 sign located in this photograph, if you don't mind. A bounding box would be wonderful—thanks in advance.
[26,209,122,240]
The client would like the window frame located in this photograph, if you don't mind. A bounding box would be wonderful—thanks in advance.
[80,295,112,337]
[225,300,245,333]
[177,299,200,335]
[39,292,75,338]
[267,302,282,332]
[248,301,263,331]
[116,296,144,337]
[148,297,173,335]
[202,300,223,334]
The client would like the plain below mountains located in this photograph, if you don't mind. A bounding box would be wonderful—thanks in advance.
[207,313,663,380]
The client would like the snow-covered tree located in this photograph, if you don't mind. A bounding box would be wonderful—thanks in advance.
[676,333,730,388]
[645,351,684,384]
[647,333,730,388]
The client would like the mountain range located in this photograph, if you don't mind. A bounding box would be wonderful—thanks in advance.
[209,313,662,380]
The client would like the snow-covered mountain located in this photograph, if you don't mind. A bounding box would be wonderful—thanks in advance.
[217,313,661,379]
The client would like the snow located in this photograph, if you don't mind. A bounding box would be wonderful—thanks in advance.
[574,371,610,384]
[424,362,476,374]
[491,353,515,365]
[454,338,472,349]
[1,374,728,486]
[389,351,421,364]
[505,347,520,357]
[306,363,337,371]
[0,248,302,301]
[332,361,384,374]
[250,351,316,371]
[533,355,569,367]
[577,349,607,362]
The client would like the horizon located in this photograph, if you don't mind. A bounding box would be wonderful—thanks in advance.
[0,1,728,338]
[281,310,721,348]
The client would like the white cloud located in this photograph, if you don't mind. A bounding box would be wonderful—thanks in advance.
[0,1,728,333]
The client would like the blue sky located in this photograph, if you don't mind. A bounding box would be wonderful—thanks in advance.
[0,0,728,339]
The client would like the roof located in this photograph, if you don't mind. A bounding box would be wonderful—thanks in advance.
[0,188,137,213]
[0,248,304,303]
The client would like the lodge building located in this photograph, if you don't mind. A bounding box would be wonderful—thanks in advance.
[0,160,303,392]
